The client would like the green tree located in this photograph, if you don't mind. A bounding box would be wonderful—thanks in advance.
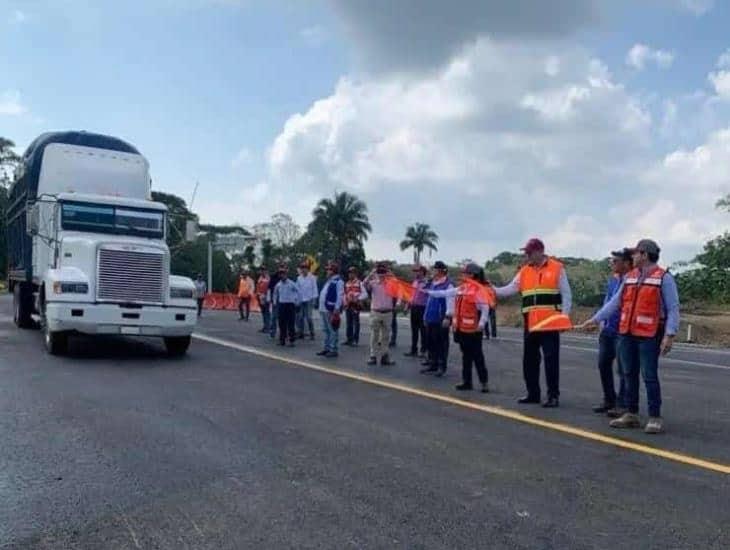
[716,194,730,212]
[309,191,371,264]
[151,190,198,252]
[1,138,21,280]
[399,223,439,264]
[675,196,730,304]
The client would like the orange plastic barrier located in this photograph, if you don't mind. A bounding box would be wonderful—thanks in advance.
[203,293,261,312]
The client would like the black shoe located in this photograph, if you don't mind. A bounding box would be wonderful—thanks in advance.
[309,334,315,340]
[592,403,613,414]
[404,351,417,357]
[367,356,377,366]
[420,366,438,374]
[434,368,446,378]
[542,397,560,408]
[277,341,285,346]
[325,351,338,358]
[481,384,489,393]
[518,395,541,404]
[380,355,395,366]
[420,359,432,366]
[455,383,473,391]
[296,333,304,339]
[388,342,396,348]
[316,350,328,356]
[288,341,295,347]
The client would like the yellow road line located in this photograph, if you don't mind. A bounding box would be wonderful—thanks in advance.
[193,332,730,476]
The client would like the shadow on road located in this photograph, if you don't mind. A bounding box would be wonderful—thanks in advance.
[60,334,175,362]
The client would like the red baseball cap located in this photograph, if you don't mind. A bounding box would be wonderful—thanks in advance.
[521,238,545,254]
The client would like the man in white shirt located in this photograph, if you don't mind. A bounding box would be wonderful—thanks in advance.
[296,262,318,340]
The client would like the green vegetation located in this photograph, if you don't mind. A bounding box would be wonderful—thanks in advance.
[1,133,728,309]
[400,223,439,265]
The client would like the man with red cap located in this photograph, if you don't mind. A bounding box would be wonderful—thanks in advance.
[495,238,572,407]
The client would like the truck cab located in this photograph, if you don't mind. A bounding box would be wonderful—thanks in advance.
[6,131,197,356]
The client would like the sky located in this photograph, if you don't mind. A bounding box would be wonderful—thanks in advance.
[2,0,729,265]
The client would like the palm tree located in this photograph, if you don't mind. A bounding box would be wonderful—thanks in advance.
[400,223,439,265]
[309,191,372,262]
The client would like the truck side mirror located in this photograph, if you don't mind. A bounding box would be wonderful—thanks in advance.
[26,203,40,236]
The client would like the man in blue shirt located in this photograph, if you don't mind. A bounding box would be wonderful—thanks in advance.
[581,239,680,434]
[317,262,345,358]
[273,265,301,347]
[592,248,633,417]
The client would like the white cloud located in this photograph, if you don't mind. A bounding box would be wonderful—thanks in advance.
[708,70,730,98]
[10,10,27,24]
[261,38,685,262]
[625,44,675,71]
[300,25,327,47]
[330,0,602,72]
[677,0,714,16]
[231,147,253,168]
[717,49,730,69]
[0,90,28,116]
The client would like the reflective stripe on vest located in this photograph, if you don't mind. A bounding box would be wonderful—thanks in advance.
[619,266,665,337]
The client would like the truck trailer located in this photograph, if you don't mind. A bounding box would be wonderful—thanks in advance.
[5,131,197,356]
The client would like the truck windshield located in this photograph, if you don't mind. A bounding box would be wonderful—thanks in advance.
[60,202,165,239]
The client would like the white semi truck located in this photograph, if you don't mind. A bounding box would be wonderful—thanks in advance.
[5,131,197,356]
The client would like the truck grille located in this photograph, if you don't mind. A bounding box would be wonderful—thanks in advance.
[97,248,166,304]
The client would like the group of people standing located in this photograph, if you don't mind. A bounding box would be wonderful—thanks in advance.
[222,235,679,434]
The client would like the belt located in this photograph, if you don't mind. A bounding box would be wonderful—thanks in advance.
[373,309,393,313]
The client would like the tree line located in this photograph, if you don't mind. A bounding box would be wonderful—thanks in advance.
[1,135,728,305]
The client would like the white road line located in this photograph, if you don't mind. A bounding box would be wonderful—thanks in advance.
[495,337,730,371]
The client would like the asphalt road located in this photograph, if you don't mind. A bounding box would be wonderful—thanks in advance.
[1,294,729,549]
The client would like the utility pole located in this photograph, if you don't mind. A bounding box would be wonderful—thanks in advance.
[207,238,213,293]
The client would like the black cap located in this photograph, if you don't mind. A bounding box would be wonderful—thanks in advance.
[433,261,448,271]
[629,239,661,257]
[462,262,481,275]
[610,248,633,262]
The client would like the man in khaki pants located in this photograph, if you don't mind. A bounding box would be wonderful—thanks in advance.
[365,262,396,366]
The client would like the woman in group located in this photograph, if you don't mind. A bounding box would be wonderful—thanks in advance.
[426,263,494,392]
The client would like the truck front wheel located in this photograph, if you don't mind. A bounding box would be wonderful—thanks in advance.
[44,324,69,355]
[13,283,34,329]
[164,335,191,357]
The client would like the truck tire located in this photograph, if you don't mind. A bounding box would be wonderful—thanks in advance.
[44,324,69,356]
[13,283,34,329]
[164,335,191,357]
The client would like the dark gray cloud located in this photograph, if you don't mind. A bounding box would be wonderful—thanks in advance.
[330,0,603,72]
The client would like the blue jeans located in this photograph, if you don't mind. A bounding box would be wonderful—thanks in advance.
[389,310,398,346]
[260,302,271,331]
[597,332,626,408]
[320,311,339,353]
[269,304,278,338]
[297,300,315,336]
[618,333,662,417]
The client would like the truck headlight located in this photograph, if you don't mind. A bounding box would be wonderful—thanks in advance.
[53,282,89,294]
[170,287,194,299]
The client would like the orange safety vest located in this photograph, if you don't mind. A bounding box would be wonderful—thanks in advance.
[518,257,563,332]
[454,292,480,333]
[238,277,253,298]
[619,266,666,337]
[255,276,269,296]
[345,279,363,308]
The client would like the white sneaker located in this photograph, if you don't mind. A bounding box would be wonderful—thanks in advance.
[609,412,641,429]
[644,417,664,434]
